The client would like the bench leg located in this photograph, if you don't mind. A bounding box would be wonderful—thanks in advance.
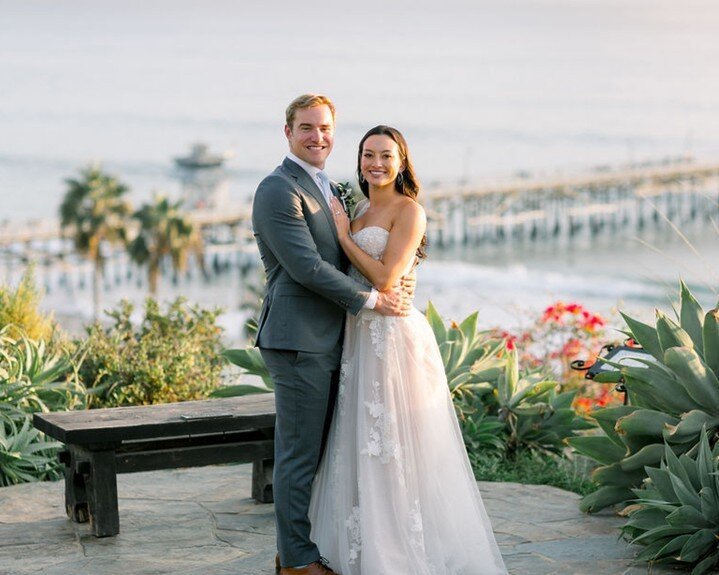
[84,449,120,537]
[252,459,274,503]
[61,449,89,523]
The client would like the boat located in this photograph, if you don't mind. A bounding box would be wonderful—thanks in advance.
[174,143,226,169]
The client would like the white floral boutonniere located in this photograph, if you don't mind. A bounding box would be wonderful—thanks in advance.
[336,182,358,218]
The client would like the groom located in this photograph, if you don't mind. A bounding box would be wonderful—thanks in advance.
[252,94,409,575]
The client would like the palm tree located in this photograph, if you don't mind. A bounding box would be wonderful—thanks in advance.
[59,165,132,319]
[128,194,202,296]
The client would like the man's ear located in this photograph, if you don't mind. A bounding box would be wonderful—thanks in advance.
[284,124,292,139]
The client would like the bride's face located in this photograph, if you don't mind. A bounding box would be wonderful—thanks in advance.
[360,135,404,190]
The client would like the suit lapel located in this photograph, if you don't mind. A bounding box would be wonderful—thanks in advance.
[282,158,338,235]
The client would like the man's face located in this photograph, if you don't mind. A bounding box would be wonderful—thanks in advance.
[284,104,335,169]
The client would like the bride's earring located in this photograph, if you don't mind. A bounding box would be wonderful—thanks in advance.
[396,172,404,189]
[359,172,366,184]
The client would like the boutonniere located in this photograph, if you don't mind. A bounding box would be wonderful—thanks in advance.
[336,182,358,218]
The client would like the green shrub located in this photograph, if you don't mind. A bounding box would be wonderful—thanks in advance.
[0,267,57,342]
[78,298,224,407]
[568,282,719,512]
[622,429,719,574]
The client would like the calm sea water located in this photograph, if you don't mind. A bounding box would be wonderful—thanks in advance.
[1,0,718,336]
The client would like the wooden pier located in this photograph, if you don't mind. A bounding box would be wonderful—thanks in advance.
[423,159,719,247]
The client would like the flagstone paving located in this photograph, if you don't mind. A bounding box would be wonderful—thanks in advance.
[0,464,678,575]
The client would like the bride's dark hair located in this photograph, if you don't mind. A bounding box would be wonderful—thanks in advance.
[356,125,426,260]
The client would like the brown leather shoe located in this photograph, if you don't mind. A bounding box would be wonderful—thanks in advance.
[279,559,339,574]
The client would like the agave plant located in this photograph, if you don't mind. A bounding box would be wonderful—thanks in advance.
[495,348,594,454]
[0,327,84,414]
[428,302,593,455]
[0,416,62,486]
[621,429,719,574]
[569,282,719,512]
[424,301,505,407]
[0,328,83,484]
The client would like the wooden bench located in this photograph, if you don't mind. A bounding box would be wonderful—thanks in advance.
[33,394,275,537]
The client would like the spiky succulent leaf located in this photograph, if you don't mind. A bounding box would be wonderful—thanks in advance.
[620,443,665,471]
[680,280,705,355]
[702,309,719,378]
[591,405,639,448]
[620,312,663,361]
[664,347,719,413]
[664,411,719,444]
[615,410,679,452]
[579,485,635,513]
[567,435,626,466]
[657,311,697,354]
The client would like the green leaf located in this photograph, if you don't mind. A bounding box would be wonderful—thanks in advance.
[579,485,635,513]
[621,312,663,361]
[657,311,696,354]
[591,462,645,487]
[703,310,719,378]
[625,506,668,530]
[664,347,719,413]
[680,281,705,355]
[669,473,702,509]
[692,550,719,575]
[591,405,639,448]
[646,466,679,502]
[679,529,717,562]
[567,435,626,465]
[621,443,665,471]
[666,505,714,529]
[627,364,701,415]
[425,301,447,344]
[631,525,692,546]
[615,409,679,441]
[221,348,272,387]
[664,410,719,444]
[654,534,693,561]
[458,311,478,343]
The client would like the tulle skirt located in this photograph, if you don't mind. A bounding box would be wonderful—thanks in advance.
[308,308,507,575]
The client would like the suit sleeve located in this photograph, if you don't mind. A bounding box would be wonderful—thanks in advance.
[252,175,370,315]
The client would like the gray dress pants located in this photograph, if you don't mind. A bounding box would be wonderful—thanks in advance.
[260,345,342,568]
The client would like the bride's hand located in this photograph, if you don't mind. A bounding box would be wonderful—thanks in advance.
[330,197,350,238]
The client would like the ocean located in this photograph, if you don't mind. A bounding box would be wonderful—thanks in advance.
[1,0,718,340]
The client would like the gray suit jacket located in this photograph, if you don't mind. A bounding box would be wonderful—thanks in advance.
[251,158,371,353]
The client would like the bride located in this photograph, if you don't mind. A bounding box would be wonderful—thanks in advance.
[308,125,507,574]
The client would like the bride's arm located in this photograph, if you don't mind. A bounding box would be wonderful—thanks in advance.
[331,197,426,292]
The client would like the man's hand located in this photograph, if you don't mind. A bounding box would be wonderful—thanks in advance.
[399,267,417,302]
[374,286,412,317]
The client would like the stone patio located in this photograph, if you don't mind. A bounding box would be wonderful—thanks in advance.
[0,464,681,574]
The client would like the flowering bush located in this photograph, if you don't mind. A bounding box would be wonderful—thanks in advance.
[495,301,622,414]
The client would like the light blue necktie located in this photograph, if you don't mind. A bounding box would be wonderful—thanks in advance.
[316,171,333,208]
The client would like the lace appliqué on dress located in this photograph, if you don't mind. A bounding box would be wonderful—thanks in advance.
[360,381,405,486]
[346,505,362,564]
[337,359,349,416]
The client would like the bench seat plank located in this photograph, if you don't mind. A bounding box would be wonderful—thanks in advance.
[33,394,275,445]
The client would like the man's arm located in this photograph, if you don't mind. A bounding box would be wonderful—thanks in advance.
[253,176,371,314]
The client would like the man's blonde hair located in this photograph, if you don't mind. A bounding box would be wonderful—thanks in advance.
[285,94,336,129]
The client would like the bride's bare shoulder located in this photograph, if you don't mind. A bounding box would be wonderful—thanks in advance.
[395,198,426,226]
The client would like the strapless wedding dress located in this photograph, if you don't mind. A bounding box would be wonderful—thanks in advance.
[308,224,507,575]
